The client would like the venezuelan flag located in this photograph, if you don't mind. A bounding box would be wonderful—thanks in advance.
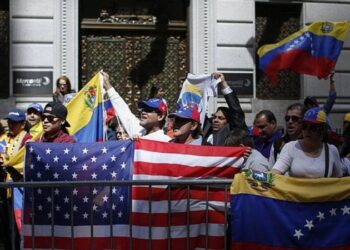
[258,21,350,84]
[231,170,350,249]
[66,72,104,142]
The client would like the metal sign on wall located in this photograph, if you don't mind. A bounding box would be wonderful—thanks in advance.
[218,73,253,96]
[13,71,53,95]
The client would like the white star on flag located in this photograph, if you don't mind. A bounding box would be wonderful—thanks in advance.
[45,148,51,154]
[329,208,337,216]
[293,229,303,240]
[82,164,88,171]
[341,205,350,215]
[62,164,69,170]
[304,220,314,230]
[102,195,109,203]
[317,211,325,221]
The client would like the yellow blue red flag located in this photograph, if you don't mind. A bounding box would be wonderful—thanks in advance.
[230,169,350,249]
[66,72,104,142]
[258,21,350,84]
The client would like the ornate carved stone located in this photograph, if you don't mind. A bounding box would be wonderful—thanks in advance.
[81,34,187,113]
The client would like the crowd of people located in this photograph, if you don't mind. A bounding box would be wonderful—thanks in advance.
[0,71,349,249]
[2,72,350,178]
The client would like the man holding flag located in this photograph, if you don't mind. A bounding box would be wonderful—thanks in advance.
[102,72,171,142]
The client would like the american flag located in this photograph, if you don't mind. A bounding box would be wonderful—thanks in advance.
[23,140,134,250]
[22,139,245,250]
[132,139,246,250]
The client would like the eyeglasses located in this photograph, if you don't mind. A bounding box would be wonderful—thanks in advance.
[284,115,301,122]
[42,114,59,123]
[174,117,191,126]
[302,123,323,133]
[142,107,160,114]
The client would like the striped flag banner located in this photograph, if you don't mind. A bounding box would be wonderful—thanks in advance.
[132,139,246,249]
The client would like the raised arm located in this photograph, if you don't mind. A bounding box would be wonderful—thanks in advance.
[102,72,144,137]
[212,72,248,131]
[323,72,336,114]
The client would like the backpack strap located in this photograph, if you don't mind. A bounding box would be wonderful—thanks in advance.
[324,143,329,177]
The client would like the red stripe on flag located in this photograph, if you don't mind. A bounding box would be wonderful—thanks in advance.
[24,235,226,250]
[132,210,225,226]
[265,49,335,84]
[134,161,240,178]
[131,186,229,202]
[135,138,247,157]
[132,139,245,249]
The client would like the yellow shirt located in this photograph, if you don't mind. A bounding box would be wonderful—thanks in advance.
[29,121,43,138]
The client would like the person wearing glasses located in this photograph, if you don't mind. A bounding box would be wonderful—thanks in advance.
[269,103,306,166]
[102,72,171,142]
[53,75,76,104]
[271,107,342,178]
[168,105,202,145]
[38,102,76,143]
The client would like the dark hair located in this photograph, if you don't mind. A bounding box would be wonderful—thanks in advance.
[149,85,161,99]
[224,128,254,147]
[191,121,203,139]
[56,75,72,94]
[0,122,4,135]
[255,110,276,123]
[287,103,306,116]
[216,107,234,129]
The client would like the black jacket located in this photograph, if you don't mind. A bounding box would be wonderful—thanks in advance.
[202,89,247,146]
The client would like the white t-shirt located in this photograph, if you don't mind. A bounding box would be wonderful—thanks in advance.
[272,140,342,178]
[107,88,171,142]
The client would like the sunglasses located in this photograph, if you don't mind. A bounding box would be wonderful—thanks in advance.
[302,123,323,133]
[42,114,59,123]
[142,107,160,114]
[284,115,301,122]
[174,117,192,126]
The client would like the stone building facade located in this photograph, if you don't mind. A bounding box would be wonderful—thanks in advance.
[1,0,350,130]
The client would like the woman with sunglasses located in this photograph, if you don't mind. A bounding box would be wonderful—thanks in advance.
[38,102,76,143]
[272,107,342,178]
